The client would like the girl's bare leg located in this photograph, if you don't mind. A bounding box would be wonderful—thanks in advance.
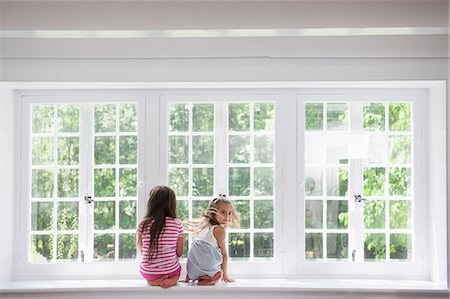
[198,271,221,286]
[147,275,168,286]
[160,275,180,288]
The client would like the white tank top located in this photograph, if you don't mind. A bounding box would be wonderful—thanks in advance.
[197,225,219,248]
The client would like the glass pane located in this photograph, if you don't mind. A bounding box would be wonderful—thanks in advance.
[365,134,387,164]
[229,167,250,196]
[32,105,55,133]
[305,200,322,229]
[254,135,274,163]
[168,168,189,197]
[389,103,411,132]
[58,105,79,133]
[254,233,274,258]
[390,234,411,261]
[192,168,214,196]
[326,133,349,164]
[327,103,348,131]
[119,233,136,260]
[364,200,385,229]
[176,200,189,221]
[31,202,53,231]
[254,200,273,229]
[94,168,116,197]
[229,103,250,131]
[119,103,137,132]
[32,169,54,198]
[192,200,210,218]
[183,233,189,258]
[119,168,137,197]
[94,233,115,261]
[305,103,323,131]
[95,104,116,133]
[390,200,411,229]
[326,167,348,197]
[94,201,116,230]
[56,234,78,261]
[192,136,214,164]
[57,202,79,230]
[327,233,348,259]
[363,103,385,131]
[31,235,53,262]
[389,167,411,196]
[254,167,273,196]
[58,137,79,165]
[119,200,136,229]
[305,134,324,164]
[254,103,274,131]
[169,136,189,164]
[169,104,189,132]
[193,104,214,132]
[363,167,386,196]
[305,168,323,196]
[364,233,386,261]
[232,200,250,229]
[389,136,411,164]
[57,169,79,198]
[305,233,323,259]
[94,136,116,165]
[229,233,250,258]
[327,200,348,229]
[229,135,250,163]
[32,137,54,165]
[119,136,137,164]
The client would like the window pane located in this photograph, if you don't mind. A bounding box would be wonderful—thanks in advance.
[32,137,54,165]
[229,167,250,196]
[390,200,411,229]
[327,200,348,229]
[363,103,385,131]
[305,168,323,196]
[326,167,348,197]
[254,167,273,196]
[119,200,136,229]
[56,234,78,261]
[58,105,79,133]
[94,201,116,230]
[229,135,250,163]
[192,136,214,164]
[305,200,322,229]
[364,233,386,261]
[364,200,385,229]
[169,136,189,164]
[305,233,323,259]
[94,136,116,165]
[94,169,116,197]
[305,103,323,131]
[94,104,116,132]
[31,235,53,262]
[32,105,55,133]
[327,233,348,260]
[94,233,115,261]
[192,200,210,219]
[58,137,79,165]
[169,104,189,132]
[327,103,348,131]
[192,168,214,196]
[32,169,54,198]
[57,202,79,230]
[389,136,411,164]
[176,200,189,221]
[389,103,411,132]
[254,135,274,163]
[389,167,411,196]
[119,233,136,260]
[57,169,79,198]
[119,103,137,132]
[229,104,250,131]
[232,200,250,229]
[119,168,137,197]
[254,200,273,229]
[169,168,189,197]
[254,233,274,258]
[193,104,214,132]
[119,136,137,164]
[229,233,250,258]
[31,202,53,231]
[254,103,274,131]
[390,234,411,261]
[363,167,386,196]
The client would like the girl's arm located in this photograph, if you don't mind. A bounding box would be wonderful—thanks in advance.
[213,226,235,283]
[176,234,184,257]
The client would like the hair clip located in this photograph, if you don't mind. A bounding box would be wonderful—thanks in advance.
[218,194,227,199]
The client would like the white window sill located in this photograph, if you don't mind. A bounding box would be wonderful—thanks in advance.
[1,278,447,298]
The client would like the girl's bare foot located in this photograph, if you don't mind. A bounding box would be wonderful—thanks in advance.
[160,275,179,288]
[199,271,222,281]
[148,275,168,286]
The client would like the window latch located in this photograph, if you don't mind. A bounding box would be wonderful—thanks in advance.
[84,195,94,204]
[354,194,366,203]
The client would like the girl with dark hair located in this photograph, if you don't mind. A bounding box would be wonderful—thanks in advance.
[136,185,184,288]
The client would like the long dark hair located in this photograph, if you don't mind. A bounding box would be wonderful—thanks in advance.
[139,185,177,260]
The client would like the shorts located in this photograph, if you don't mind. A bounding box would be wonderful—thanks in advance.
[140,265,182,281]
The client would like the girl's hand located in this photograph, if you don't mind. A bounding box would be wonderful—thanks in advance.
[222,275,235,283]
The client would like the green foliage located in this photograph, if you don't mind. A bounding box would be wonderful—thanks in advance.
[229,167,250,196]
[229,233,250,258]
[95,104,116,132]
[176,200,189,221]
[169,136,189,164]
[364,200,385,229]
[192,200,210,218]
[364,234,386,260]
[57,202,79,230]
[232,200,250,228]
[229,135,250,163]
[57,234,78,261]
[32,137,54,165]
[119,233,136,259]
[390,136,411,164]
[119,168,137,197]
[119,104,137,132]
[390,234,410,260]
[254,103,275,131]
[119,136,137,164]
[58,169,79,198]
[327,167,348,196]
[192,136,214,164]
[305,103,323,130]
[119,200,137,229]
[169,104,189,132]
[31,202,54,231]
[193,104,214,132]
[31,234,53,262]
[327,103,348,130]
[58,105,79,133]
[94,168,116,197]
[390,200,411,229]
[32,169,54,198]
[169,168,189,196]
[94,234,115,260]
[254,135,274,163]
[327,200,348,229]
[389,167,411,196]
[254,233,273,258]
[363,167,385,196]
[94,136,116,165]
[192,168,213,196]
[363,103,385,131]
[229,104,250,131]
[389,103,411,131]
[58,137,79,165]
[94,201,115,230]
[254,167,274,196]
[254,200,274,229]
[32,105,55,133]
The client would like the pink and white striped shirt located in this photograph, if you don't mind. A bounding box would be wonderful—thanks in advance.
[137,217,184,275]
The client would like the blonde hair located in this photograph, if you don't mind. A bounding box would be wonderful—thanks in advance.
[186,194,240,236]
